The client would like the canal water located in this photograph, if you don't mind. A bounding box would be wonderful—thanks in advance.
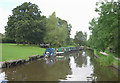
[0,51,119,82]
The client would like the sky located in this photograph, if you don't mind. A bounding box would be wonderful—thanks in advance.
[0,0,99,39]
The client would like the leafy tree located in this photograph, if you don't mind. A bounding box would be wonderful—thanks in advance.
[5,2,46,45]
[66,24,72,45]
[44,12,58,46]
[57,17,70,45]
[44,12,68,47]
[88,0,119,55]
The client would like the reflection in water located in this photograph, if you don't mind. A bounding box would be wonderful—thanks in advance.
[44,56,55,65]
[0,51,119,81]
[1,55,71,81]
[86,50,119,81]
[0,69,7,82]
[60,52,96,81]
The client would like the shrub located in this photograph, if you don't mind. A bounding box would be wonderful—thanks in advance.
[99,54,114,66]
[2,37,15,43]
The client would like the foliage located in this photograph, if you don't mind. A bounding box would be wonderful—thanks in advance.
[66,24,72,44]
[93,49,116,66]
[44,12,70,47]
[98,54,114,66]
[5,2,46,45]
[88,0,119,55]
[5,2,72,47]
[2,37,15,43]
[63,45,75,47]
[69,38,75,45]
[74,31,87,46]
[113,59,120,67]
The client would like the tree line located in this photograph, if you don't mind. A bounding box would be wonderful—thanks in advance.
[88,0,119,56]
[4,2,73,47]
[4,2,88,47]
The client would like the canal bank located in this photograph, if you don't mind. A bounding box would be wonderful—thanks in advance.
[0,55,44,68]
[0,50,119,81]
[1,43,46,62]
[0,46,83,68]
[92,49,120,71]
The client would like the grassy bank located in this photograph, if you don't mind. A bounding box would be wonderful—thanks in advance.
[94,49,120,67]
[63,45,75,47]
[1,43,46,61]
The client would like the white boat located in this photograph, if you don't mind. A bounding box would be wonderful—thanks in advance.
[56,56,64,58]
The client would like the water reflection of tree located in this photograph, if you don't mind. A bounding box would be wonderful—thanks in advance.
[73,51,87,68]
[85,50,94,66]
[2,57,72,81]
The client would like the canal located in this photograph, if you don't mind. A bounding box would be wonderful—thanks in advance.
[0,50,119,82]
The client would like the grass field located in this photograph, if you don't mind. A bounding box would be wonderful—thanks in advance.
[1,43,46,61]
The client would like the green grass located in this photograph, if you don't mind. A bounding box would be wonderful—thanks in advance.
[99,54,114,66]
[63,45,75,47]
[105,50,119,58]
[113,59,120,67]
[1,43,45,61]
[94,49,98,55]
[94,49,120,67]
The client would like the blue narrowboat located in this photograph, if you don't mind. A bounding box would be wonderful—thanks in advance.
[44,48,55,57]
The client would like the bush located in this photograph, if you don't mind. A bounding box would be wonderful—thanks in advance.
[2,37,15,43]
[99,54,114,66]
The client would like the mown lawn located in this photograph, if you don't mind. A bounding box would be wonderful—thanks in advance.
[1,43,46,61]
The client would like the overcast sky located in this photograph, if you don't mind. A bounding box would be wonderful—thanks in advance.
[0,0,99,39]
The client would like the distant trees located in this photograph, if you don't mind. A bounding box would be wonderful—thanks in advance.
[88,0,119,55]
[74,31,87,46]
[5,2,72,47]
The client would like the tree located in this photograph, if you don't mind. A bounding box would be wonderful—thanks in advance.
[88,0,119,55]
[66,24,72,45]
[5,2,46,45]
[44,12,68,47]
[74,31,87,46]
[57,17,70,45]
[44,12,58,45]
